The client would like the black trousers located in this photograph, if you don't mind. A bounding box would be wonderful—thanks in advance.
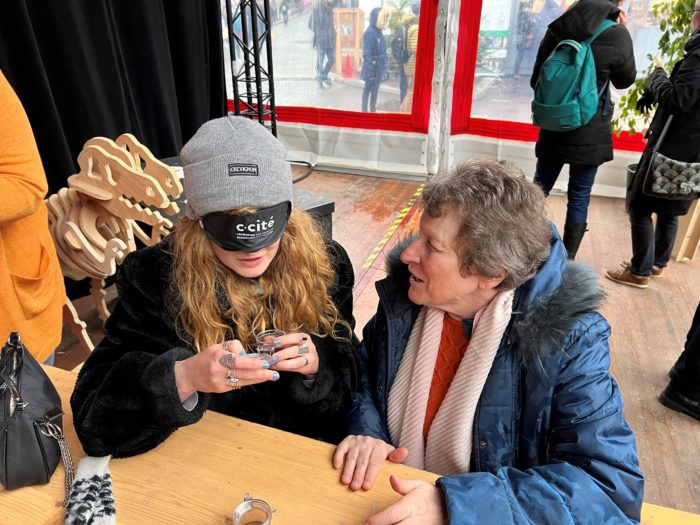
[670,300,700,398]
[628,207,679,276]
[362,80,380,113]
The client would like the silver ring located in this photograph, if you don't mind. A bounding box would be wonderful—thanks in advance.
[223,340,232,352]
[220,353,236,369]
[227,369,240,389]
[302,356,309,367]
[297,345,309,355]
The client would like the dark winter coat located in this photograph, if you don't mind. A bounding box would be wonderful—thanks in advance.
[361,8,388,82]
[71,237,360,458]
[626,28,700,216]
[346,233,644,523]
[309,1,336,50]
[531,0,636,166]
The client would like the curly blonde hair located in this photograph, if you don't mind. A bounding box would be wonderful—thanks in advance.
[170,209,350,352]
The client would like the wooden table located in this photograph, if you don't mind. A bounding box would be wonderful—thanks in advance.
[1,367,699,524]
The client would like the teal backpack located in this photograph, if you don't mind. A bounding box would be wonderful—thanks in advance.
[532,19,616,132]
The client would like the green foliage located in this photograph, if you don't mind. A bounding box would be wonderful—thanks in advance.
[612,0,695,135]
[385,0,411,29]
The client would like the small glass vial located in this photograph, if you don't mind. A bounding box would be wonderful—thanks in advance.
[233,494,272,525]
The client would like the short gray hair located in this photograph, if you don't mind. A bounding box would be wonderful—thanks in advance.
[421,159,552,290]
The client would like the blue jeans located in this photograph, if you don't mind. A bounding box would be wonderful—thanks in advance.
[629,207,679,276]
[534,159,598,226]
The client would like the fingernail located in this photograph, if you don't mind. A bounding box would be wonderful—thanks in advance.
[262,361,270,369]
[301,336,308,342]
[239,351,247,356]
[272,337,281,345]
[271,371,280,381]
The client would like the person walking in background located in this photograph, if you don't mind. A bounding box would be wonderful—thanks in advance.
[398,2,420,112]
[392,5,419,106]
[361,8,388,113]
[0,69,65,364]
[660,299,700,422]
[530,0,635,260]
[512,1,537,77]
[606,7,700,288]
[309,0,337,88]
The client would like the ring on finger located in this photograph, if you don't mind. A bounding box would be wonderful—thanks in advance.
[302,356,309,367]
[227,368,240,389]
[220,352,236,369]
[297,345,309,355]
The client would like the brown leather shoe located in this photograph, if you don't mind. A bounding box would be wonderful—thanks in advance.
[605,268,650,288]
[621,260,663,277]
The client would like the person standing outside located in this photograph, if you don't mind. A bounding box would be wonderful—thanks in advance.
[361,8,388,113]
[309,0,337,88]
[530,0,635,260]
[398,2,420,112]
[606,5,700,288]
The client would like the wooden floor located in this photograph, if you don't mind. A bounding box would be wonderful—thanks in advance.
[55,167,700,514]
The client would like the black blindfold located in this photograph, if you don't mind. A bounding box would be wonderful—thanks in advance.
[201,201,291,252]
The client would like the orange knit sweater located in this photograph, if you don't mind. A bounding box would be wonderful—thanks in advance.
[423,313,469,439]
[0,70,65,362]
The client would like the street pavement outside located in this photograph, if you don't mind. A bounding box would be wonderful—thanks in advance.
[224,8,406,114]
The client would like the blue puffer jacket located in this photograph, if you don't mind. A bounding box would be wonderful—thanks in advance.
[346,234,644,523]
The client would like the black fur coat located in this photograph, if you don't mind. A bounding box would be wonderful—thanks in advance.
[70,237,359,458]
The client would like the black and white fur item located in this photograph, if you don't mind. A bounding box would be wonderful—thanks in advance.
[64,456,116,525]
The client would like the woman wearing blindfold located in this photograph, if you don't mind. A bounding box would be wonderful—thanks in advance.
[71,117,360,458]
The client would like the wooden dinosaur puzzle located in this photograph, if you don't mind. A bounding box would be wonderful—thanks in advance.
[47,134,182,355]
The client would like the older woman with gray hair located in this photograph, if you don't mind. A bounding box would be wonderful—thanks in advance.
[333,159,644,524]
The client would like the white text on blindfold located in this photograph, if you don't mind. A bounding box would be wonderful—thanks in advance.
[236,216,275,233]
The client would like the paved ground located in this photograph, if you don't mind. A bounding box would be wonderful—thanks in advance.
[224,9,408,114]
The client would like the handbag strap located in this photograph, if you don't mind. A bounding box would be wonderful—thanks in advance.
[0,333,27,412]
[39,420,76,507]
[0,371,24,411]
[1,332,25,374]
[652,114,674,153]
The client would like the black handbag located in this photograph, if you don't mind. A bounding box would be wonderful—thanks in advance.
[0,332,74,501]
[643,115,700,199]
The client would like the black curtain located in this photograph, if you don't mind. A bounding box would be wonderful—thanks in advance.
[0,0,227,195]
[0,0,226,297]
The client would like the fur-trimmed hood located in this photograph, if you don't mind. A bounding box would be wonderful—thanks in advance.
[382,234,605,363]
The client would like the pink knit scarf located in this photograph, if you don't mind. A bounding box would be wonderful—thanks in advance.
[386,290,515,475]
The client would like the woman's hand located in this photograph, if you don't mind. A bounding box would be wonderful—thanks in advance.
[333,435,409,491]
[364,475,448,525]
[269,332,319,375]
[173,340,278,401]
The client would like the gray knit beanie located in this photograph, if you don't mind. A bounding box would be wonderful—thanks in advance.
[181,116,292,218]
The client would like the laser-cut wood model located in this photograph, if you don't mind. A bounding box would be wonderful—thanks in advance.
[47,134,182,355]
